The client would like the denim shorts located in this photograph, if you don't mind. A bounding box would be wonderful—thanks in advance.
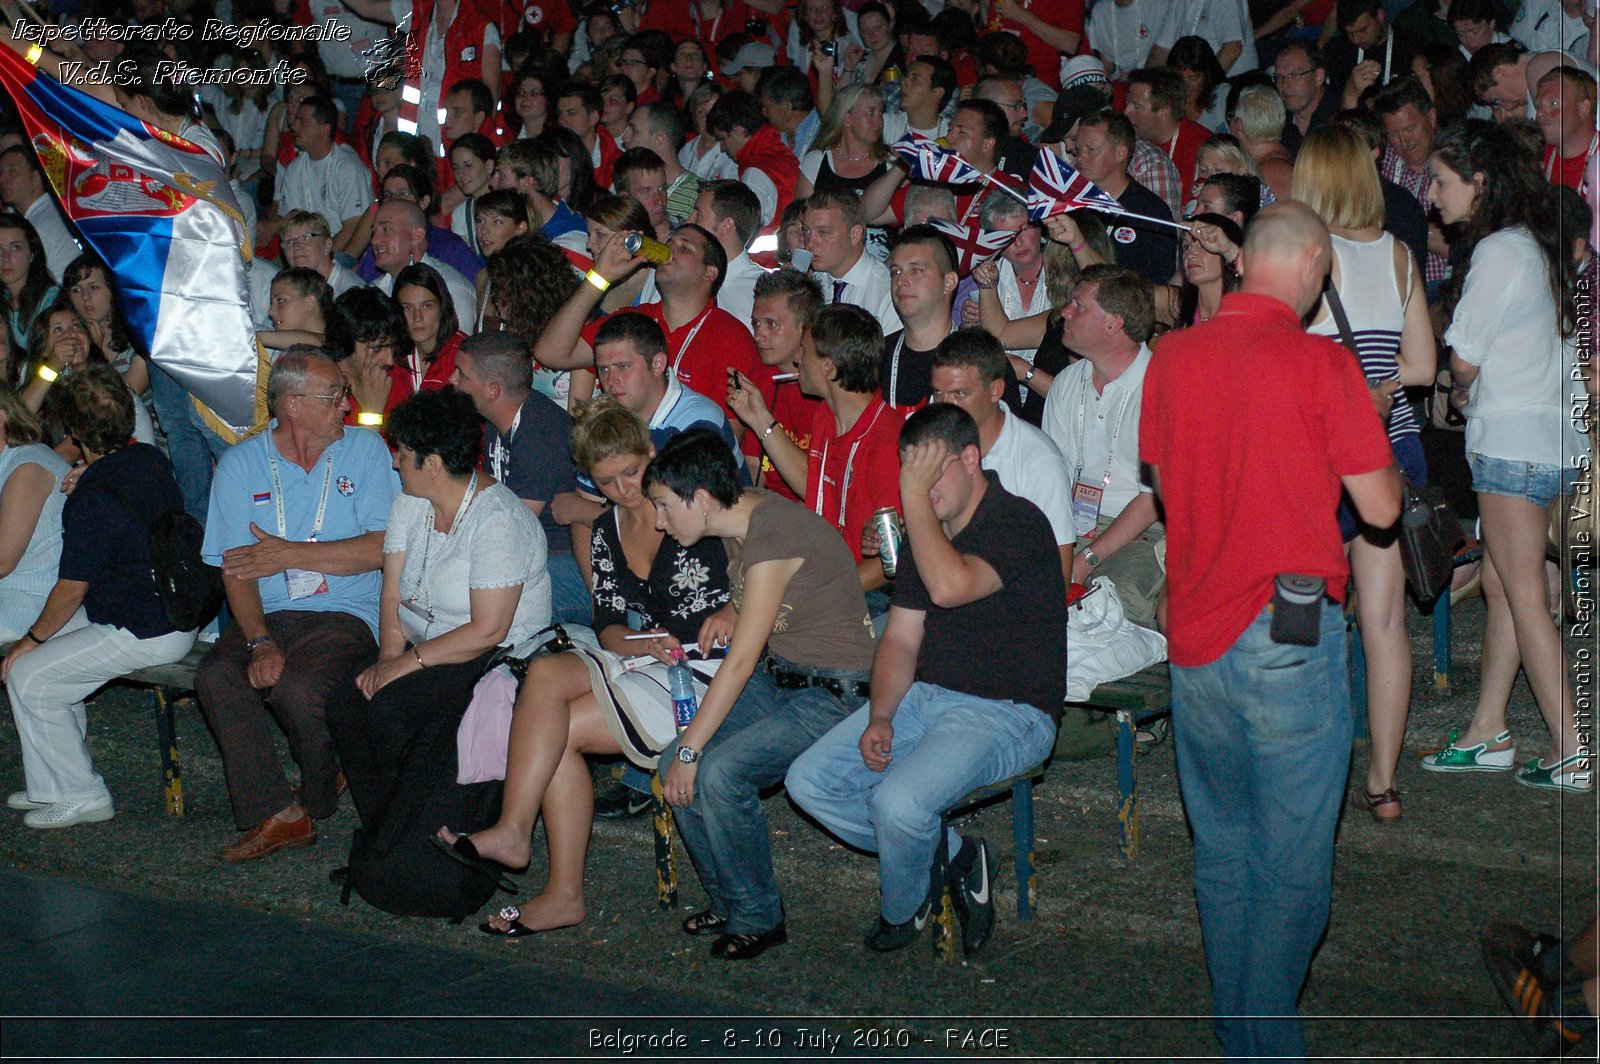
[1468,452,1580,508]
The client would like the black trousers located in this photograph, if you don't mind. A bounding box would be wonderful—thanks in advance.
[325,647,498,828]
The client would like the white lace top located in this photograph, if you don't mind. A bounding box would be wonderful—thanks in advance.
[383,482,551,646]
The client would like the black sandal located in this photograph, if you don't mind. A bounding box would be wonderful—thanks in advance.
[683,909,729,936]
[712,923,788,960]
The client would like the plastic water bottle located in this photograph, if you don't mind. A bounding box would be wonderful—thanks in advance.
[668,649,698,733]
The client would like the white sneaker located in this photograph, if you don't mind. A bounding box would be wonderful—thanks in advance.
[7,791,49,811]
[23,798,114,829]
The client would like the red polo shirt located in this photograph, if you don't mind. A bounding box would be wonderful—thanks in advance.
[1140,293,1393,666]
[806,395,905,561]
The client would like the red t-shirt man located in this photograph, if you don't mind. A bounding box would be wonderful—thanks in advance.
[762,380,825,502]
[805,394,905,562]
[1139,292,1393,666]
[1542,143,1593,191]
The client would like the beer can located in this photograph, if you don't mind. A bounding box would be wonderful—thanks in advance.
[624,231,673,263]
[873,506,903,578]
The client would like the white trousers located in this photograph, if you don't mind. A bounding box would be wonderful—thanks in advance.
[6,608,196,805]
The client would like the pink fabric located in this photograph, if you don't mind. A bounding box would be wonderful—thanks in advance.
[456,666,517,785]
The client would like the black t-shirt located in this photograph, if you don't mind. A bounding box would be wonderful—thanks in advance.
[485,391,578,555]
[60,443,185,638]
[1381,177,1429,278]
[1324,26,1434,98]
[891,470,1066,717]
[881,329,1023,411]
[589,511,730,643]
[1089,179,1179,286]
[997,136,1040,181]
[1014,313,1077,427]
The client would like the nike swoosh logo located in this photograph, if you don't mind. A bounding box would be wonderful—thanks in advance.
[971,853,990,905]
[914,906,929,931]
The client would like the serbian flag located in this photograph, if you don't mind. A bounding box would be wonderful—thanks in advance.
[893,132,986,188]
[0,47,262,435]
[1026,147,1124,222]
[927,216,1018,276]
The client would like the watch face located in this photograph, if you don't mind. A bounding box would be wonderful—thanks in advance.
[677,747,698,764]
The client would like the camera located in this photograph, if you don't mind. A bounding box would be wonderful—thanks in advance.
[819,40,836,58]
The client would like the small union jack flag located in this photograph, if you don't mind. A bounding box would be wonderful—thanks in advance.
[1026,148,1124,222]
[927,216,1019,276]
[892,132,986,187]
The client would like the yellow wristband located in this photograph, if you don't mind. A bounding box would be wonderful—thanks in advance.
[356,411,384,427]
[36,364,58,383]
[24,44,42,66]
[584,269,610,293]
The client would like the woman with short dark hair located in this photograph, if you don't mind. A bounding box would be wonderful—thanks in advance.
[1,366,196,829]
[393,263,465,395]
[326,388,551,827]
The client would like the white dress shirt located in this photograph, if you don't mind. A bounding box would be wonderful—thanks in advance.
[816,249,901,334]
[983,402,1077,548]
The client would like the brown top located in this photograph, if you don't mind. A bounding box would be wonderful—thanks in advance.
[726,491,876,672]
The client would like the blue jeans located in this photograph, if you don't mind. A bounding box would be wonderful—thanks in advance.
[147,365,218,524]
[548,552,592,627]
[786,682,1056,924]
[1171,602,1351,1063]
[657,653,866,935]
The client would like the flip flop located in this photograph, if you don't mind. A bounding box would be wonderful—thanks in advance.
[479,905,545,938]
[430,831,520,894]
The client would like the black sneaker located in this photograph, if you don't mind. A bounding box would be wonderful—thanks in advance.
[950,836,995,956]
[593,784,652,821]
[864,891,935,953]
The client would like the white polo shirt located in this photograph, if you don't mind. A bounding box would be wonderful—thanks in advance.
[1041,344,1153,527]
[983,402,1077,549]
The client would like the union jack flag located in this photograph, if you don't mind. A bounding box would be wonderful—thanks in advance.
[927,216,1019,276]
[1026,148,1124,222]
[892,132,985,187]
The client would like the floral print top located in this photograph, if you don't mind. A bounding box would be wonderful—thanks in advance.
[589,508,731,643]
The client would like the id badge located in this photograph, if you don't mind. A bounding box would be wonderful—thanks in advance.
[284,535,328,600]
[1071,482,1104,540]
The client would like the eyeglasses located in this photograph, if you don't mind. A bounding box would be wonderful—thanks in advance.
[282,233,327,247]
[297,385,351,404]
[1274,68,1318,82]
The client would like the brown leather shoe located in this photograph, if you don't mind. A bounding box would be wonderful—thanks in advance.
[222,813,316,862]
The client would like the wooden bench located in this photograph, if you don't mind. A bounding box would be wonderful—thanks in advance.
[1066,664,1173,864]
[116,643,210,817]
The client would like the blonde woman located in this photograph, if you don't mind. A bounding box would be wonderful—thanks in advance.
[797,84,894,260]
[1294,125,1437,820]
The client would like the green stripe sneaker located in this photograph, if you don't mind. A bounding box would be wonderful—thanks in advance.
[1515,754,1594,793]
[1421,729,1516,772]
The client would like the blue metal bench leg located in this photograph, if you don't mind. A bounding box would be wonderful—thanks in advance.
[1116,710,1138,863]
[154,686,184,817]
[1012,778,1034,922]
[1432,587,1451,692]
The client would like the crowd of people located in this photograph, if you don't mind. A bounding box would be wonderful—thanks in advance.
[0,0,1595,1055]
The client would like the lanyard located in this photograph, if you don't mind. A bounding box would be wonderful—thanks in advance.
[692,0,724,44]
[1546,133,1599,181]
[1358,33,1395,84]
[813,402,890,529]
[269,451,334,540]
[669,305,714,376]
[1107,0,1141,71]
[888,333,906,405]
[1187,0,1209,37]
[489,405,523,480]
[415,470,480,619]
[1074,379,1135,490]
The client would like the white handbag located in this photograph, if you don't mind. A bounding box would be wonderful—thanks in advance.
[1065,576,1167,701]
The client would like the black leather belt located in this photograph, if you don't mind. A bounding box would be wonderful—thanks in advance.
[770,662,871,700]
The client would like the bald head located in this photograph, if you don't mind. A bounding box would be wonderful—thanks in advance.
[1239,202,1332,317]
[372,198,429,276]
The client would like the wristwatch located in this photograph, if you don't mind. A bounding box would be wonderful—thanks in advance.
[677,746,702,765]
[1081,546,1102,569]
[245,635,276,653]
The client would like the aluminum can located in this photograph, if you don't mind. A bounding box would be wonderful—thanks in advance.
[624,231,673,263]
[873,506,903,578]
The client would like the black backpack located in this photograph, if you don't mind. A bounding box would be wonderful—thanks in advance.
[340,713,507,920]
[103,483,225,632]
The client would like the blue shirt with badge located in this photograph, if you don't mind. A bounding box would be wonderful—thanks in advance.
[202,423,400,637]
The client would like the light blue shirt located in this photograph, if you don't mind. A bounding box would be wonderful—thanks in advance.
[202,423,400,637]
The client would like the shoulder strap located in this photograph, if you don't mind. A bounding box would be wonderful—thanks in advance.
[1324,282,1359,356]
